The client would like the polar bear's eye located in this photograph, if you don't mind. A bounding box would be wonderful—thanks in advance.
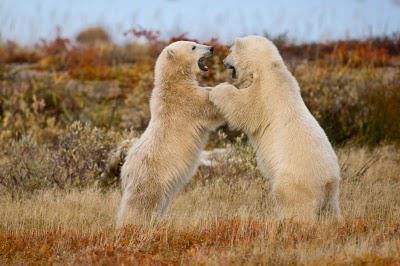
[192,46,196,51]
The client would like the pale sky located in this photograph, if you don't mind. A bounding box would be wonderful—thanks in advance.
[1,0,399,44]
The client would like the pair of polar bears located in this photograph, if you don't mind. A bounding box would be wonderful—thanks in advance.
[116,36,341,227]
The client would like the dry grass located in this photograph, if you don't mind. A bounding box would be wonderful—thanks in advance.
[1,145,399,264]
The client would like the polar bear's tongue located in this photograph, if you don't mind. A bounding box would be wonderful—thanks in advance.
[198,57,208,71]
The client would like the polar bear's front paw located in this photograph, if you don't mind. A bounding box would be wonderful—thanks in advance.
[209,83,237,105]
[214,82,233,91]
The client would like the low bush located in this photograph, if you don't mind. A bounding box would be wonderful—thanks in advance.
[0,122,132,196]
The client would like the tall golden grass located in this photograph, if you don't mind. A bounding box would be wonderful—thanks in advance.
[1,145,399,264]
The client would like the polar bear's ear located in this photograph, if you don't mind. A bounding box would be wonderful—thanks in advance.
[234,38,244,49]
[167,48,176,60]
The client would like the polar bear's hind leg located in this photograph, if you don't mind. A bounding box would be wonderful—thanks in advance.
[273,175,323,222]
[116,181,167,228]
[323,180,342,221]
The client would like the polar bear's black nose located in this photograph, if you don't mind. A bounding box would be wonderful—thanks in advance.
[209,47,214,54]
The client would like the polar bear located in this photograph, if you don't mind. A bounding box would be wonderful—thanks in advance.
[116,41,224,227]
[209,36,341,222]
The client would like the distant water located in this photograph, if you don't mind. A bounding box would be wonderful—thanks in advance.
[1,0,400,44]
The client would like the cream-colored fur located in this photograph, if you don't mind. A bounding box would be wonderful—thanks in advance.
[106,139,227,178]
[116,41,223,227]
[209,36,341,222]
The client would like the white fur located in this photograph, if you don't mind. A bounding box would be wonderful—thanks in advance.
[210,36,341,222]
[116,41,223,227]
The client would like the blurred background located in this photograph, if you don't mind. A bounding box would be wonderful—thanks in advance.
[1,0,400,44]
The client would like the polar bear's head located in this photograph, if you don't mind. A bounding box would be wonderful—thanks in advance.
[155,41,214,80]
[223,35,282,83]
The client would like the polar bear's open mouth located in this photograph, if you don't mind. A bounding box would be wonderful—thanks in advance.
[198,57,209,71]
[228,66,237,79]
[224,61,237,79]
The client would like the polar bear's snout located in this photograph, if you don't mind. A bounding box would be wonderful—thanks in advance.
[199,45,213,57]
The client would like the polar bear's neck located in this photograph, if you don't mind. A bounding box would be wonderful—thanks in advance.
[154,60,196,87]
[150,75,199,119]
[233,73,254,90]
[155,72,196,87]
